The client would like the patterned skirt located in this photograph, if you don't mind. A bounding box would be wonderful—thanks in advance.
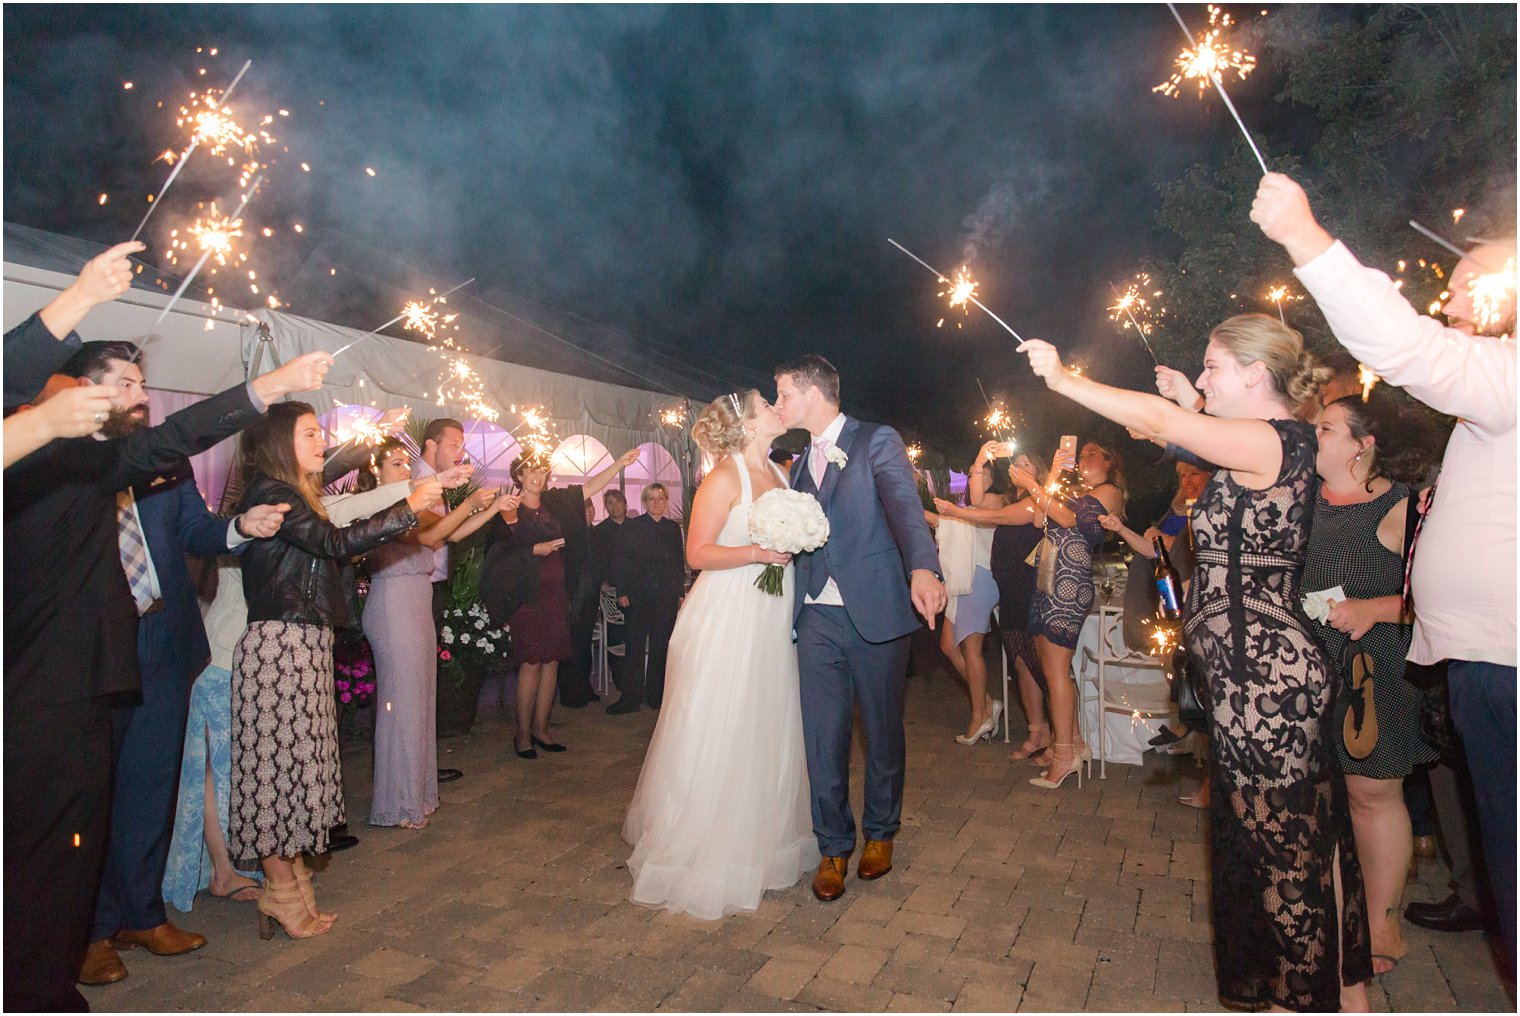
[229,620,344,860]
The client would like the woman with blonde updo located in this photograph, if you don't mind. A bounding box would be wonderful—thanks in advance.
[622,389,818,919]
[1017,314,1372,1011]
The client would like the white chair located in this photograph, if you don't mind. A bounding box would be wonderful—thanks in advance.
[1080,601,1173,779]
[595,588,625,697]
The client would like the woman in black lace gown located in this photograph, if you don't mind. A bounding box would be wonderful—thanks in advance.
[1017,314,1372,1012]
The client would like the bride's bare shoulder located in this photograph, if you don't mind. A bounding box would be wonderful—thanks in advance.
[694,456,741,503]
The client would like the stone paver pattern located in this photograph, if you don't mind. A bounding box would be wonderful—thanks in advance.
[85,644,1514,1012]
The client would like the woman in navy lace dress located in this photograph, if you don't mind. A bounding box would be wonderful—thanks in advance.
[1023,441,1123,790]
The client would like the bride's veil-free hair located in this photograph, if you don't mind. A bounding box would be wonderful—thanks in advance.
[692,390,758,457]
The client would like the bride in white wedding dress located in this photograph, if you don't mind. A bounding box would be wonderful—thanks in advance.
[622,390,819,919]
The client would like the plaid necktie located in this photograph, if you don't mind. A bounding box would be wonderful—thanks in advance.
[1402,481,1436,611]
[117,490,157,615]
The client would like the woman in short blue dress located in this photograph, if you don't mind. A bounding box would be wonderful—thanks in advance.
[1025,440,1124,789]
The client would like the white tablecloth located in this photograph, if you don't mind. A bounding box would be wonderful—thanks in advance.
[1073,603,1177,767]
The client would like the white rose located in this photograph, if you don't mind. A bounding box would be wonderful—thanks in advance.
[824,445,848,469]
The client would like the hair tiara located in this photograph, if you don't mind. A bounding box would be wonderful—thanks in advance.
[725,391,744,416]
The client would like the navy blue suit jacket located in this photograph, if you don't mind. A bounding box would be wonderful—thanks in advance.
[134,462,240,683]
[790,418,939,643]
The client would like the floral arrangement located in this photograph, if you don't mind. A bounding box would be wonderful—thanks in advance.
[335,657,376,705]
[333,634,378,738]
[438,602,510,666]
[747,487,830,596]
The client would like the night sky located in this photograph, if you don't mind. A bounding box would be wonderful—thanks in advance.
[5,4,1283,465]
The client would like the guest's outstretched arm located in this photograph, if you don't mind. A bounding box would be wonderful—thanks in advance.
[1018,340,1285,488]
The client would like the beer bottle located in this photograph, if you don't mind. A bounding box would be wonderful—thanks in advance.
[1154,535,1183,621]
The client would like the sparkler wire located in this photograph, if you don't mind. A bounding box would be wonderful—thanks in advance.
[887,239,1025,343]
[1407,220,1497,271]
[1165,4,1269,176]
[129,59,253,243]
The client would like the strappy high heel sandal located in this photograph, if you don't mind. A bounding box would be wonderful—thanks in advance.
[257,880,334,940]
[1008,723,1051,762]
[291,856,336,925]
[1029,743,1084,790]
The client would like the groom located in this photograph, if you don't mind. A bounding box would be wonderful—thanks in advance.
[776,355,946,902]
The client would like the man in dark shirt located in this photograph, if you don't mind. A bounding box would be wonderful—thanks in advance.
[608,483,686,713]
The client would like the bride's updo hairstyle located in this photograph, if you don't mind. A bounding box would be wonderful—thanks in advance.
[692,389,758,457]
[1209,313,1333,419]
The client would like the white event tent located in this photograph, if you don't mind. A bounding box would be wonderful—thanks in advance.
[4,224,694,518]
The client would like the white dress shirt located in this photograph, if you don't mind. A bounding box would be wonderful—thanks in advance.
[804,413,847,607]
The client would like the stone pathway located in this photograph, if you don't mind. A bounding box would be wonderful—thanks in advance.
[86,643,1513,1012]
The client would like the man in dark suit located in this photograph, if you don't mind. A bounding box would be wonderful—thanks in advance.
[607,483,686,713]
[590,489,630,691]
[57,343,287,986]
[3,347,331,1012]
[775,355,946,903]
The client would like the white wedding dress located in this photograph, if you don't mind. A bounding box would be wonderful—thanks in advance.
[622,455,819,919]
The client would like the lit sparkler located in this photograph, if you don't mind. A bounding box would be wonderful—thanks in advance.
[937,270,979,328]
[1157,4,1268,175]
[1357,364,1379,402]
[1263,282,1303,324]
[1468,257,1517,338]
[130,58,252,242]
[905,442,923,465]
[145,173,264,339]
[887,239,1025,342]
[1149,622,1181,657]
[1107,277,1163,364]
[658,404,689,429]
[331,278,476,357]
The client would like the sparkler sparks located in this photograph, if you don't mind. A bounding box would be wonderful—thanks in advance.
[1468,258,1517,338]
[1357,364,1379,403]
[658,404,689,429]
[1149,622,1181,657]
[905,442,923,465]
[937,270,979,329]
[1107,274,1164,364]
[1154,5,1257,99]
[1263,282,1303,324]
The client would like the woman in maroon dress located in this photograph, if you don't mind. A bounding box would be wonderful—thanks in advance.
[494,448,638,758]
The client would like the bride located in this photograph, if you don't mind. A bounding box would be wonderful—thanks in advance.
[622,390,819,919]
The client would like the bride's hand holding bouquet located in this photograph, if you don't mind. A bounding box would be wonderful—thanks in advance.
[748,487,829,596]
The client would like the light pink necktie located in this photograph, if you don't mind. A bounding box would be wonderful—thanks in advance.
[810,439,827,487]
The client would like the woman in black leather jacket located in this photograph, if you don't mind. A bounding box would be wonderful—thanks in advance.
[228,402,441,940]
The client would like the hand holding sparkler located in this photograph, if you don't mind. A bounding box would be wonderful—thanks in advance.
[431,463,476,489]
[932,497,962,518]
[406,478,445,515]
[496,492,522,523]
[38,241,147,339]
[374,405,411,435]
[1014,338,1073,392]
[1250,174,1334,267]
[1154,365,1204,412]
[975,440,1005,465]
[251,351,334,402]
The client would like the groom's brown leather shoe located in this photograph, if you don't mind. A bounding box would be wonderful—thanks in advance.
[811,856,848,902]
[857,839,893,880]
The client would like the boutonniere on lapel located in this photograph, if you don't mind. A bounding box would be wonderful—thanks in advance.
[824,445,848,471]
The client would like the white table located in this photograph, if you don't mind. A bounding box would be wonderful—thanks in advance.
[1073,599,1176,772]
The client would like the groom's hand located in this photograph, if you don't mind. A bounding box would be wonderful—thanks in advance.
[910,569,947,630]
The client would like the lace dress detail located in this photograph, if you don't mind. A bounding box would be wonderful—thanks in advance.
[1028,492,1106,649]
[1183,419,1371,1010]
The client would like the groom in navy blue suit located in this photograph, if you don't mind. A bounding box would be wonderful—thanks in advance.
[776,355,946,902]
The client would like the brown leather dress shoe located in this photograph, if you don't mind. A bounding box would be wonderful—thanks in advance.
[858,839,893,880]
[812,855,848,902]
[111,922,207,956]
[78,940,128,986]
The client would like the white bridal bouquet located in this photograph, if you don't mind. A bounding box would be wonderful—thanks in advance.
[748,488,830,596]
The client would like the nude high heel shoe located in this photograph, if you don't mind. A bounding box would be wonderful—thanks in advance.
[256,880,334,941]
[1029,743,1083,790]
